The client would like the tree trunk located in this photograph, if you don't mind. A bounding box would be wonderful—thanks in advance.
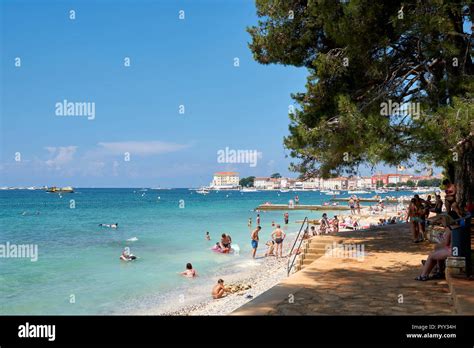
[454,135,474,209]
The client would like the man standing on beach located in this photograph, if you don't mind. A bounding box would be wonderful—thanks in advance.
[284,212,289,224]
[251,226,261,258]
[271,224,286,258]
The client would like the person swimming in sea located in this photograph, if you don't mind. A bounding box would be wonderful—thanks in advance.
[119,248,136,261]
[180,263,197,278]
[99,223,118,229]
[205,231,211,240]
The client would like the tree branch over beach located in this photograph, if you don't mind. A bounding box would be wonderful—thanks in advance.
[247,0,473,207]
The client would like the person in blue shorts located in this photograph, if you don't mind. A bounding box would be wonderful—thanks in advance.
[251,226,261,258]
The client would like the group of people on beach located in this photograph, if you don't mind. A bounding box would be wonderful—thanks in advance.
[414,179,473,281]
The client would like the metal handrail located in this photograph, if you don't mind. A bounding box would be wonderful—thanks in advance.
[287,216,309,276]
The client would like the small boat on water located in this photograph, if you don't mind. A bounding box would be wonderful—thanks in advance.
[279,189,290,193]
[375,189,389,194]
[412,187,435,193]
[46,186,74,193]
[240,187,259,193]
[325,190,341,195]
[348,190,371,194]
[196,187,210,195]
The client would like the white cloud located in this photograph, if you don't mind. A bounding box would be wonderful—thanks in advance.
[44,146,77,169]
[97,141,189,156]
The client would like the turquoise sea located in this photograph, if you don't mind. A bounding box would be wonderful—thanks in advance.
[0,188,410,314]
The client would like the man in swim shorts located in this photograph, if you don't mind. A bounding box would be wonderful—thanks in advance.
[251,226,261,258]
[271,224,286,258]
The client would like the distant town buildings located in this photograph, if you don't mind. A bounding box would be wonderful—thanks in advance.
[252,173,441,190]
[209,171,441,190]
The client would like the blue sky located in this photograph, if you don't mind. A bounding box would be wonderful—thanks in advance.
[0,0,433,187]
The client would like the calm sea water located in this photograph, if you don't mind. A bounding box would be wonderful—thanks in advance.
[0,188,410,314]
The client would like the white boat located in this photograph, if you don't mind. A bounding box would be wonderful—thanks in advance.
[280,189,290,193]
[240,187,259,193]
[196,187,210,195]
[320,189,330,193]
[412,187,434,193]
[348,190,371,194]
[325,190,341,195]
[375,189,388,194]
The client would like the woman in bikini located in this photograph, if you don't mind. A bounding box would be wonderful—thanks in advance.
[407,198,421,243]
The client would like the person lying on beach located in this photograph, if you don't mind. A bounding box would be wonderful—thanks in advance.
[212,279,227,299]
[99,223,118,229]
[271,225,286,258]
[180,263,197,278]
[119,248,136,261]
[205,232,211,240]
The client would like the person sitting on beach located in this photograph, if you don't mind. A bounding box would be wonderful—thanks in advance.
[331,216,339,233]
[319,213,330,234]
[212,279,226,299]
[219,233,232,253]
[100,223,118,229]
[265,240,275,256]
[443,179,456,213]
[415,216,455,281]
[310,225,317,236]
[271,225,286,258]
[251,226,261,258]
[180,263,197,278]
[119,248,136,261]
[205,232,211,241]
